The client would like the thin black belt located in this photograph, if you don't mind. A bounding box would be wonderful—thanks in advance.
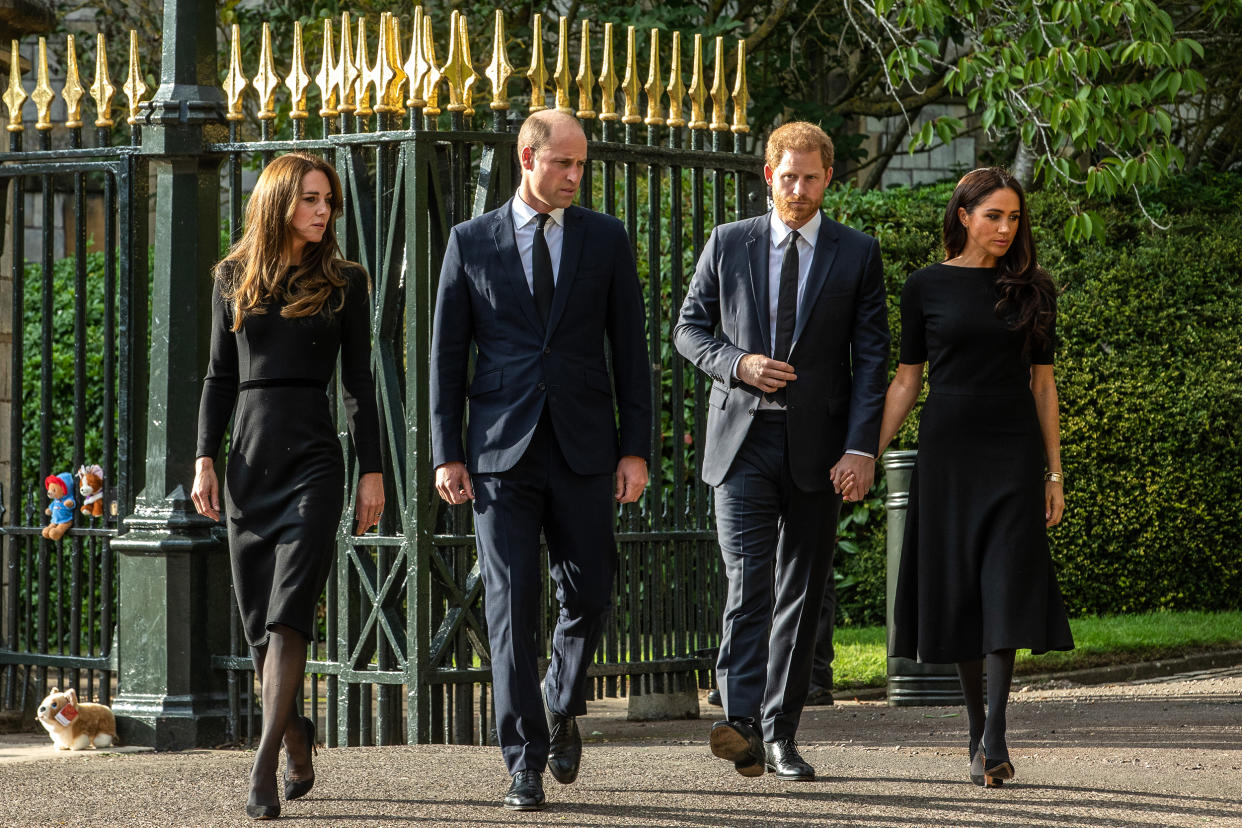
[238,378,326,391]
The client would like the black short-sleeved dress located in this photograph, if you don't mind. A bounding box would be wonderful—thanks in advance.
[196,263,381,647]
[890,263,1074,663]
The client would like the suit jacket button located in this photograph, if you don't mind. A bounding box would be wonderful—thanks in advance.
[748,408,755,415]
[543,347,551,355]
[538,382,547,391]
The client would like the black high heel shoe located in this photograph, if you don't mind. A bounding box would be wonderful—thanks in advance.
[245,790,280,820]
[969,743,985,787]
[283,716,317,801]
[980,752,1015,788]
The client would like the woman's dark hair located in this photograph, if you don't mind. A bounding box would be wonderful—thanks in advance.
[943,167,1056,353]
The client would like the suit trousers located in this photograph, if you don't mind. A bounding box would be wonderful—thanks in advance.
[471,411,617,774]
[810,577,837,693]
[713,412,842,741]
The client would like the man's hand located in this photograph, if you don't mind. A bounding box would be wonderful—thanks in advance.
[737,354,797,394]
[615,456,648,504]
[435,462,475,505]
[830,453,875,503]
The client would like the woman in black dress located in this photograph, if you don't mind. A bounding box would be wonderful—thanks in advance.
[191,153,384,818]
[864,168,1073,788]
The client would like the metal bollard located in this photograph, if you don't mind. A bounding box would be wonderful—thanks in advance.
[881,450,965,706]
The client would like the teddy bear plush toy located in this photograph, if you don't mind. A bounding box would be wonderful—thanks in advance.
[42,472,75,541]
[76,464,105,519]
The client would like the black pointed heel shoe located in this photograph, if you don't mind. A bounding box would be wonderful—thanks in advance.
[969,746,985,786]
[283,716,317,801]
[981,753,1014,788]
[245,789,280,820]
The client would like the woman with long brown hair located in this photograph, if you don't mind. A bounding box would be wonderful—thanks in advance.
[191,152,384,819]
[862,168,1074,788]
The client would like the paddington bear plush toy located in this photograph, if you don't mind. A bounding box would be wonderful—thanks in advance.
[43,472,75,541]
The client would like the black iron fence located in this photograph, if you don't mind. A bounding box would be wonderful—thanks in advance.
[0,8,763,747]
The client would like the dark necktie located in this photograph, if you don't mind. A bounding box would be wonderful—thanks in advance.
[532,213,554,326]
[768,233,799,404]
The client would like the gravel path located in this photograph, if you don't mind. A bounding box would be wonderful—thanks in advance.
[1,667,1239,827]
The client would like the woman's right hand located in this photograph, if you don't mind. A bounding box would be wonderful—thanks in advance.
[191,457,221,521]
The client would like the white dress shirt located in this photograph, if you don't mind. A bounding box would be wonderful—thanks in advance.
[511,194,565,292]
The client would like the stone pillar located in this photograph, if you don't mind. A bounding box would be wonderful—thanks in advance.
[109,0,231,749]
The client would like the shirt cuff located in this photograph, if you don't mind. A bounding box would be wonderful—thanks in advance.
[731,353,745,382]
[844,449,875,459]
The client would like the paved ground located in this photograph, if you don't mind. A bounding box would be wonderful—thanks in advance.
[1,666,1239,827]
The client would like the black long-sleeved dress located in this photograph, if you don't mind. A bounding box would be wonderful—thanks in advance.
[890,263,1074,663]
[197,262,381,647]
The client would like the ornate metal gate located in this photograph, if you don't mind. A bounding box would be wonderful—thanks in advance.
[0,6,763,747]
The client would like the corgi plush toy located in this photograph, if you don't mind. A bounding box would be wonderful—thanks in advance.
[36,687,118,750]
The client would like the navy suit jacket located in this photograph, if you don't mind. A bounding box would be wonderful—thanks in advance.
[674,211,890,491]
[431,201,652,476]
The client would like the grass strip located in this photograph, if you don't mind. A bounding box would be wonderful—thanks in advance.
[832,610,1242,690]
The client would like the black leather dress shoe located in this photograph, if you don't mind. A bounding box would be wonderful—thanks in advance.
[710,720,764,777]
[804,687,835,706]
[707,688,722,706]
[546,711,582,785]
[764,739,815,780]
[504,770,546,811]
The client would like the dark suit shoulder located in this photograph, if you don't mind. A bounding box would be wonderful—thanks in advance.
[450,204,508,240]
[708,213,768,245]
[566,205,627,237]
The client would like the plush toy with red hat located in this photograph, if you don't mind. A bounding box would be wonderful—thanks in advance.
[42,472,75,541]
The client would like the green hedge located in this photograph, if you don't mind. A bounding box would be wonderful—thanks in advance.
[828,169,1242,624]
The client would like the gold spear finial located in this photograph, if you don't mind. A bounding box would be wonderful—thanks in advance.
[32,37,56,130]
[731,38,749,134]
[253,22,280,121]
[62,35,85,128]
[336,13,358,114]
[552,16,572,114]
[385,14,408,114]
[620,26,641,125]
[643,29,664,127]
[687,33,707,130]
[485,9,511,110]
[122,29,148,125]
[286,20,312,120]
[90,33,114,128]
[224,24,248,121]
[315,18,337,117]
[458,13,476,116]
[2,40,26,132]
[665,31,686,129]
[527,13,548,113]
[442,9,478,113]
[354,16,374,116]
[575,20,594,119]
[708,35,728,132]
[404,6,427,107]
[368,12,396,114]
[597,22,618,122]
[421,15,442,117]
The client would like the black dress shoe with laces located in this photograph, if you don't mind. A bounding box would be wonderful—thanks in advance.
[764,739,815,780]
[707,688,722,706]
[546,711,582,785]
[710,719,764,777]
[503,770,546,811]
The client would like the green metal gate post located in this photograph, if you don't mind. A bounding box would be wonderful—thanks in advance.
[110,0,232,749]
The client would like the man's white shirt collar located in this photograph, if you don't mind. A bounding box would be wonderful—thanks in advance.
[769,210,821,249]
[512,194,565,230]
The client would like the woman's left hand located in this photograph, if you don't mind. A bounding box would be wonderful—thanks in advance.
[1045,481,1064,528]
[354,472,385,534]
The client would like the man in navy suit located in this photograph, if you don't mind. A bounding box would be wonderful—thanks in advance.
[431,110,651,811]
[675,121,889,780]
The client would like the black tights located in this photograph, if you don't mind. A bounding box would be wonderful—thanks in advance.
[955,649,1016,761]
[249,624,312,805]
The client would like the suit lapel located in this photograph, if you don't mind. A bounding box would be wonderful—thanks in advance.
[545,206,583,337]
[746,217,771,353]
[492,202,543,334]
[790,213,839,355]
